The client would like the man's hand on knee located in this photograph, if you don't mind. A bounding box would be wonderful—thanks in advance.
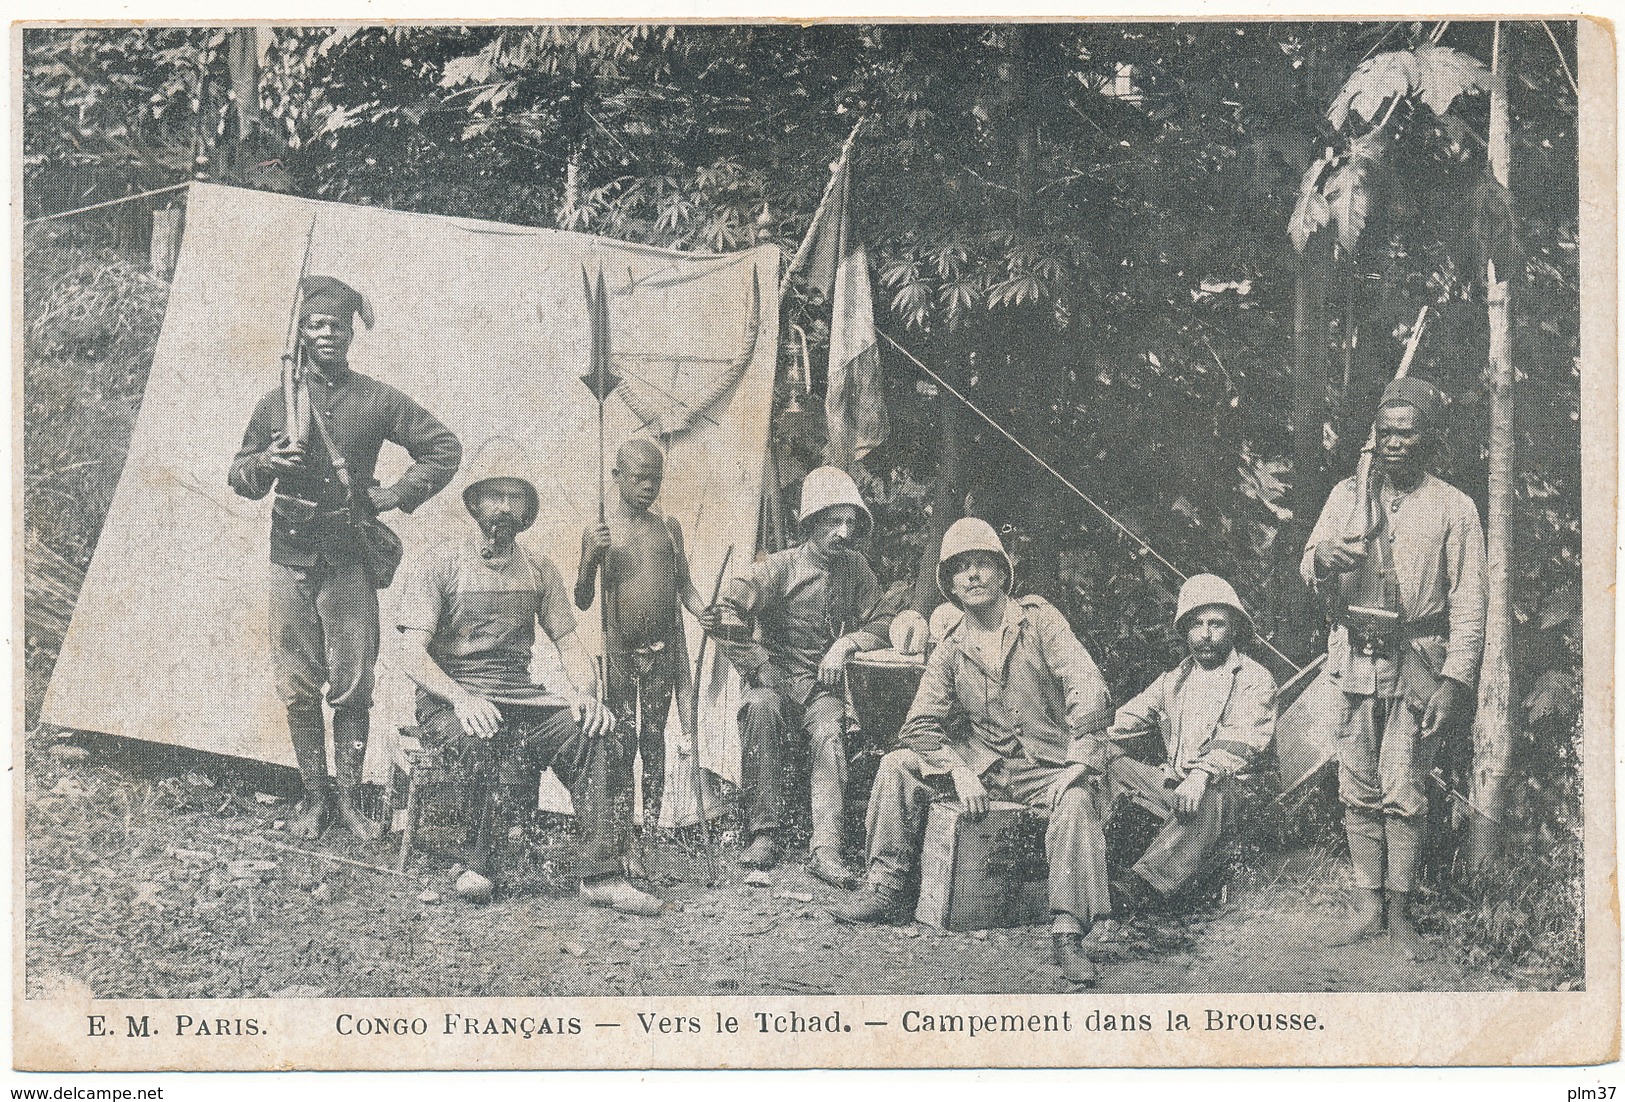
[1047,763,1093,812]
[451,690,504,740]
[817,637,857,688]
[572,694,617,739]
[1172,770,1210,819]
[951,765,990,820]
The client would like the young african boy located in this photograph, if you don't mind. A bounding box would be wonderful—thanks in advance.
[574,438,707,875]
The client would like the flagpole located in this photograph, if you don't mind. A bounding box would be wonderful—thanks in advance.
[781,115,866,301]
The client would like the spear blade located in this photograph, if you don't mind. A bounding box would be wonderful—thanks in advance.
[577,264,621,402]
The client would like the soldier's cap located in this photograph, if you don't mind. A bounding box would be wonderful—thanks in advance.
[299,276,374,329]
[1379,376,1445,428]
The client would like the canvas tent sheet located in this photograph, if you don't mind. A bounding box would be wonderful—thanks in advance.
[41,184,774,821]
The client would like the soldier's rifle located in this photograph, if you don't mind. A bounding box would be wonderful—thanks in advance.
[1349,303,1431,541]
[1340,303,1430,642]
[280,217,319,448]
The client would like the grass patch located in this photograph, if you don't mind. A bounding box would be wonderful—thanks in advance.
[22,224,168,725]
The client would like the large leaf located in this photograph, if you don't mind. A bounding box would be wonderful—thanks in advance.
[1322,157,1370,256]
[1411,42,1495,116]
[1524,669,1579,724]
[1328,50,1420,129]
[1287,152,1333,253]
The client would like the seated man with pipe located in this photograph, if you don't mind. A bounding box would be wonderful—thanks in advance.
[395,442,661,915]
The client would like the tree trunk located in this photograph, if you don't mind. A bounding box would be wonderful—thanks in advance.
[559,155,581,228]
[1470,24,1515,872]
[1272,229,1334,658]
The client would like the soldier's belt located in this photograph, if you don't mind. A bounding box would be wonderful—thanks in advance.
[1336,609,1448,656]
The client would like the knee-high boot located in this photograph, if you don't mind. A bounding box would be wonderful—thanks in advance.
[332,707,382,841]
[285,704,332,839]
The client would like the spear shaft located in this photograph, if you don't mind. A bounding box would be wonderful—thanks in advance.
[685,544,733,885]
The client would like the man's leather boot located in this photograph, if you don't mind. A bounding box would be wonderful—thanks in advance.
[1325,812,1387,946]
[830,881,906,925]
[285,705,332,840]
[461,784,499,877]
[1052,932,1099,986]
[739,832,781,870]
[332,708,383,841]
[580,874,665,916]
[809,846,858,890]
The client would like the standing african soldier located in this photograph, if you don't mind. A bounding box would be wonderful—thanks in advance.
[575,438,707,874]
[1302,377,1486,958]
[833,518,1116,986]
[229,276,461,841]
[710,466,892,887]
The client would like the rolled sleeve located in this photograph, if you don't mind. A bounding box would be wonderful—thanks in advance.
[383,388,462,514]
[532,555,579,643]
[395,551,448,635]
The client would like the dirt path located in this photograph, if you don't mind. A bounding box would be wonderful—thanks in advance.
[24,737,1513,1001]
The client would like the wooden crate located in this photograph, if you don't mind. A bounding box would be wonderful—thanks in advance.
[914,800,1049,931]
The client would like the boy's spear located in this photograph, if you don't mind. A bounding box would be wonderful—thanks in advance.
[578,266,621,696]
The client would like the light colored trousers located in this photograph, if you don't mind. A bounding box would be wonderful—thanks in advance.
[1336,692,1439,893]
[863,748,1112,926]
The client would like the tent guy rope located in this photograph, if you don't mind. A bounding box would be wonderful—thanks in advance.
[878,329,1304,675]
[23,181,190,226]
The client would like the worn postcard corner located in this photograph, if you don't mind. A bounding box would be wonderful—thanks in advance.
[12,11,1619,1072]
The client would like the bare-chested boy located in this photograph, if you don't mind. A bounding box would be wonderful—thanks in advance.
[576,439,707,870]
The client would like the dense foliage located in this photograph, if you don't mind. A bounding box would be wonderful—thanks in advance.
[22,23,1585,974]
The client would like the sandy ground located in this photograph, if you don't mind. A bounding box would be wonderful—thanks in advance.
[24,731,1520,1001]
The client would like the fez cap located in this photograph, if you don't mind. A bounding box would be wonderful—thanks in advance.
[299,276,374,329]
[1379,376,1445,427]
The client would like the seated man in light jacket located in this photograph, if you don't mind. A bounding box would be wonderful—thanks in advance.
[832,517,1116,987]
[1103,574,1277,903]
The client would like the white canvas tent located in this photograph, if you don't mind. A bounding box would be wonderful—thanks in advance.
[40,183,773,823]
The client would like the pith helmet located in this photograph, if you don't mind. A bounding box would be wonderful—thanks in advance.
[460,436,540,531]
[936,517,1015,601]
[1174,573,1252,633]
[798,466,873,538]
